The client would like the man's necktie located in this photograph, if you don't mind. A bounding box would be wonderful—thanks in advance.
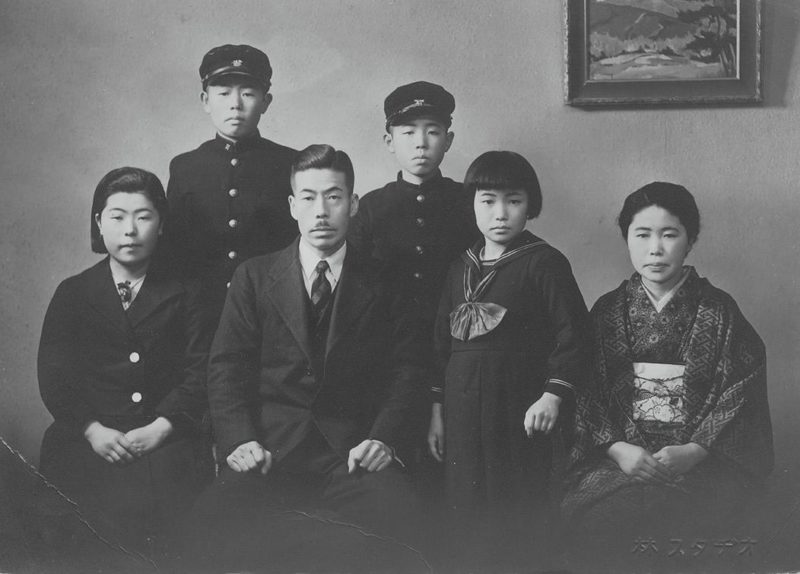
[310,260,331,323]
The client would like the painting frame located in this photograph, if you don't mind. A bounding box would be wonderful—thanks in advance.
[564,0,763,107]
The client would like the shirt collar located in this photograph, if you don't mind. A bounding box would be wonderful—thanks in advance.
[110,268,147,309]
[298,239,347,284]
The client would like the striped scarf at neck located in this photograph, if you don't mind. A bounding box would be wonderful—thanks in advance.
[450,235,548,341]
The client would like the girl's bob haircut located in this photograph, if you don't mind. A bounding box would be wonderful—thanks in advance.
[463,151,543,218]
[90,167,167,254]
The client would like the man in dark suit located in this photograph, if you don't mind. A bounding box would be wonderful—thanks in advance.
[186,144,428,572]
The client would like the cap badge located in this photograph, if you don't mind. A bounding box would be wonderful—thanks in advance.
[414,99,426,106]
[232,59,243,67]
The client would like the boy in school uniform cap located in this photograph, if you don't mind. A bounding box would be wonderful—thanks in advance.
[349,81,479,458]
[164,44,298,323]
[199,44,272,88]
[383,80,456,128]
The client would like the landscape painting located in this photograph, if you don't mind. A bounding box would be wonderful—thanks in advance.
[564,0,761,106]
[588,0,739,81]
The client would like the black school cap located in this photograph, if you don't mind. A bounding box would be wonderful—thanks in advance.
[200,44,272,90]
[384,81,455,129]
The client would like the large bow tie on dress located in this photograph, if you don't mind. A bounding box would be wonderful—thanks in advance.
[449,234,548,341]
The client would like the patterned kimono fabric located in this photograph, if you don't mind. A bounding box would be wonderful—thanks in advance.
[561,268,773,542]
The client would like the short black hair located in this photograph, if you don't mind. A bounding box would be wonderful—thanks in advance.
[290,144,355,194]
[90,167,167,254]
[463,151,542,218]
[618,181,701,244]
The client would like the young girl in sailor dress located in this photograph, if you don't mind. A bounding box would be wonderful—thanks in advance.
[428,151,592,568]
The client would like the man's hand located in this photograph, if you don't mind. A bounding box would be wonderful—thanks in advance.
[84,421,136,464]
[607,441,676,485]
[523,392,562,436]
[653,443,708,476]
[226,441,272,474]
[348,439,394,473]
[428,403,444,462]
[124,416,173,457]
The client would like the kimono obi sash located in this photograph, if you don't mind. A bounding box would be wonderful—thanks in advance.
[632,362,687,425]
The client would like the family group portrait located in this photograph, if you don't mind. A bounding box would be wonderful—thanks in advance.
[1,1,799,573]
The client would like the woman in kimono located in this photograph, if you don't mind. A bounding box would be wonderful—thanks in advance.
[37,167,213,558]
[561,182,773,548]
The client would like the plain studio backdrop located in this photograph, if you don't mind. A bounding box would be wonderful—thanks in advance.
[1,0,799,568]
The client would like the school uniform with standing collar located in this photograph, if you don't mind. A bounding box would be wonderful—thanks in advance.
[37,258,214,551]
[350,170,478,327]
[164,131,298,321]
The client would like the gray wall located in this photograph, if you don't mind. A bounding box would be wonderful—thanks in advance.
[2,0,798,495]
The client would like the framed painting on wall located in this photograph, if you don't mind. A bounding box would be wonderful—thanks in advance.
[564,0,762,106]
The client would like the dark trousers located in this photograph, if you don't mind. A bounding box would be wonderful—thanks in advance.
[177,429,431,573]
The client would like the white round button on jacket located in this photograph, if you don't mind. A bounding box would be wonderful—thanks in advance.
[131,392,143,403]
[129,352,140,363]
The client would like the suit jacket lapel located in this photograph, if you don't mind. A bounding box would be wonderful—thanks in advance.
[82,258,132,337]
[125,269,183,329]
[265,240,313,362]
[326,250,376,359]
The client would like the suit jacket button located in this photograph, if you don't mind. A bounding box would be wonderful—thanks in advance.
[228,250,238,260]
[131,392,143,403]
[226,281,231,289]
[230,158,239,167]
[129,352,140,363]
[415,217,425,227]
[413,272,422,280]
[228,219,238,229]
[228,188,238,198]
[415,245,424,255]
[305,366,313,376]
[416,194,425,203]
